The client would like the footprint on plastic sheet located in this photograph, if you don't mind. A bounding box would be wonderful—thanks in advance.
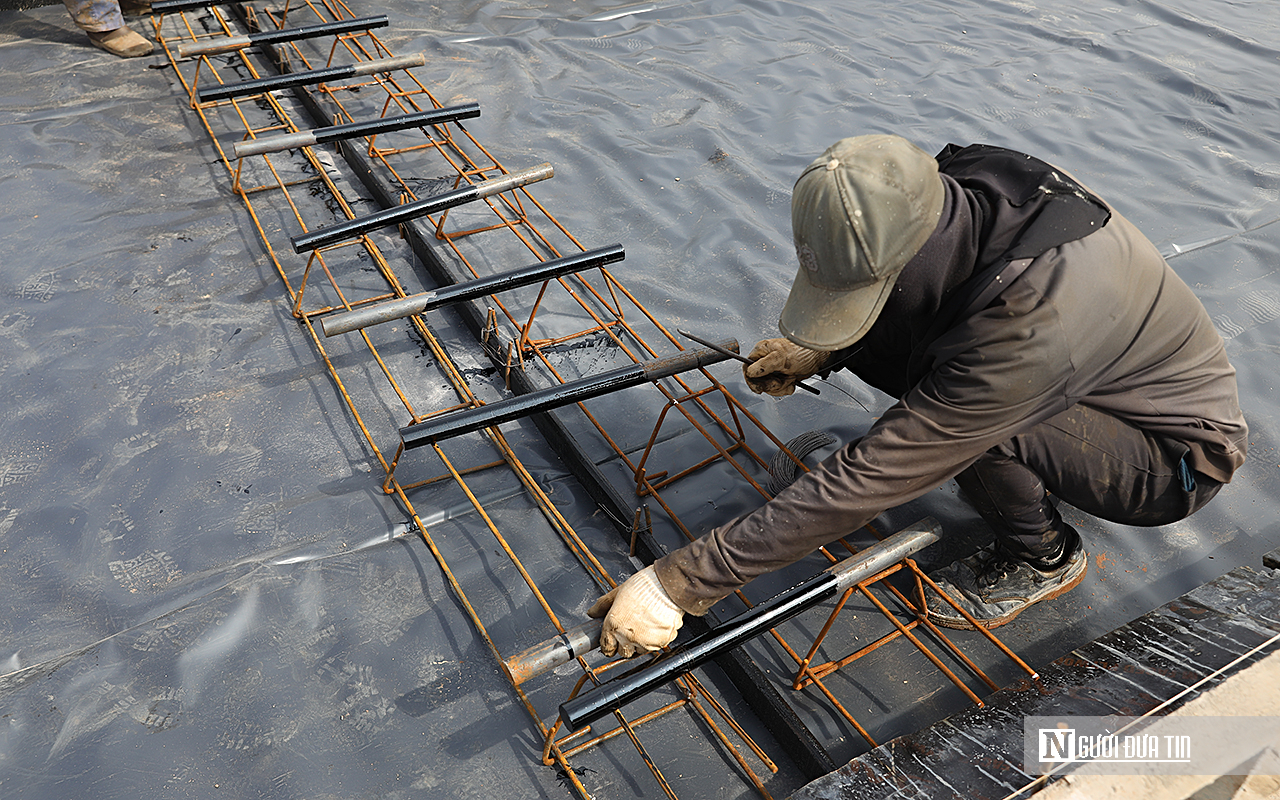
[0,459,39,487]
[138,689,184,732]
[1213,315,1245,340]
[109,550,182,593]
[15,272,56,302]
[1238,290,1280,326]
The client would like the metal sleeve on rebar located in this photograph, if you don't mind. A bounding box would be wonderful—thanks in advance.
[179,34,250,57]
[178,15,388,58]
[474,162,554,198]
[399,339,739,449]
[505,619,604,685]
[290,162,553,253]
[234,102,480,159]
[321,243,624,336]
[350,53,425,76]
[234,130,319,159]
[556,517,941,731]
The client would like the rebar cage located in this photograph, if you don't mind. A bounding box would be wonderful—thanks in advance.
[151,2,1038,795]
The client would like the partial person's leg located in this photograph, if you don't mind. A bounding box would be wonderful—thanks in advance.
[955,403,1220,557]
[929,404,1221,629]
[63,0,153,57]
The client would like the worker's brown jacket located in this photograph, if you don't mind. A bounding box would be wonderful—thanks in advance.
[655,145,1249,615]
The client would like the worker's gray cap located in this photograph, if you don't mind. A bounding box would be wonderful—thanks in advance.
[780,134,945,351]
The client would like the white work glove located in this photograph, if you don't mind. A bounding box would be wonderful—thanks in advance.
[587,566,684,658]
[743,338,831,396]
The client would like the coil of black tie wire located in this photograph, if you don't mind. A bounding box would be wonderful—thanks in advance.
[766,430,837,495]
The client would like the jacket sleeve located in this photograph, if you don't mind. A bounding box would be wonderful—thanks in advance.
[654,267,1076,615]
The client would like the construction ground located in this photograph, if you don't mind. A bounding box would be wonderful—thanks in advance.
[1,0,1278,798]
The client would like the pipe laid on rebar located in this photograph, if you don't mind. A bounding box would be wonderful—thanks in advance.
[178,15,388,57]
[196,53,425,103]
[150,0,219,12]
[399,339,740,449]
[234,102,481,159]
[556,517,942,730]
[321,244,625,337]
[290,162,553,253]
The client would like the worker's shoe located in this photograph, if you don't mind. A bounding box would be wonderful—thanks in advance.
[926,527,1087,630]
[88,26,154,58]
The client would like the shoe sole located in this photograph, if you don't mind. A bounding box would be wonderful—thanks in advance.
[926,560,1089,631]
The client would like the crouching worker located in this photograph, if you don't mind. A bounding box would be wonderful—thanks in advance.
[591,134,1247,656]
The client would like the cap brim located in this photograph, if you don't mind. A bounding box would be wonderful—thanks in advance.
[777,266,898,351]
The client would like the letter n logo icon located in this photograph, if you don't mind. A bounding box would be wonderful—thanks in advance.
[1039,729,1075,762]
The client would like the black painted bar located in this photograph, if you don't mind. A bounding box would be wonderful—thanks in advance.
[196,54,424,103]
[558,518,942,731]
[400,341,740,449]
[235,102,481,158]
[290,162,552,253]
[322,244,625,336]
[178,15,388,57]
[151,0,220,13]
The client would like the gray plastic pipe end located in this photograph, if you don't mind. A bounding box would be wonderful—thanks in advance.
[178,34,250,58]
[475,163,555,198]
[351,53,426,76]
[234,130,319,159]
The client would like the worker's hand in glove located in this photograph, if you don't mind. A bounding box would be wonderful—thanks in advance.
[743,338,831,396]
[587,566,685,658]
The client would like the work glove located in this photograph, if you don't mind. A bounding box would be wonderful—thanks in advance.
[743,338,831,396]
[587,566,685,658]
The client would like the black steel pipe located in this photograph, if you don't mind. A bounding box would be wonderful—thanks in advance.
[400,340,740,449]
[322,244,625,336]
[178,15,388,58]
[196,53,425,103]
[290,162,553,253]
[150,0,219,12]
[234,102,481,159]
[557,517,942,731]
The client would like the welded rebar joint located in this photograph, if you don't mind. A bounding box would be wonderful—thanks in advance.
[233,102,481,159]
[320,243,624,337]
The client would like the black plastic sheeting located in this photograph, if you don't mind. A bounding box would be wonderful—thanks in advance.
[1,0,1279,798]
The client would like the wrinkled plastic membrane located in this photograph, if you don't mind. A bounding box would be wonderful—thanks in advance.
[1,0,1278,798]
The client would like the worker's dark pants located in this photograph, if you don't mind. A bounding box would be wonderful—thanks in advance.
[953,403,1223,560]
